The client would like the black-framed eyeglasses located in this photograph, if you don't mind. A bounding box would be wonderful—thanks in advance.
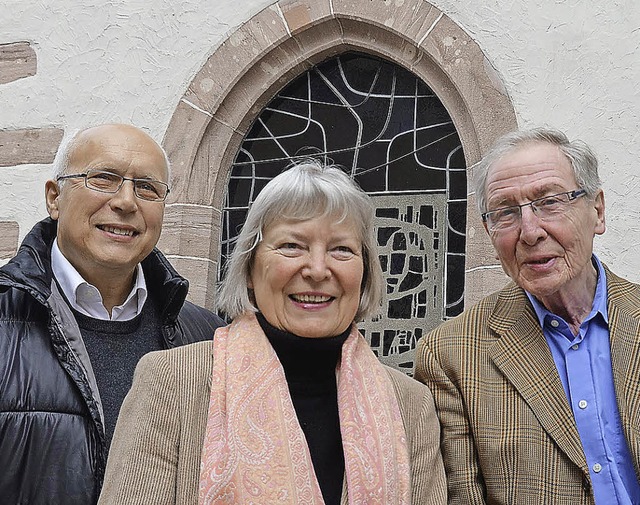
[56,169,170,202]
[482,189,587,233]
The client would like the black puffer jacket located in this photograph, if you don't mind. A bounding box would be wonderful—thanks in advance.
[0,218,225,505]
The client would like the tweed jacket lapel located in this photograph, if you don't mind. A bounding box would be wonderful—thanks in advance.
[606,266,640,474]
[487,282,588,471]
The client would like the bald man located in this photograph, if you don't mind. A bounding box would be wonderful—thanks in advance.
[0,124,225,504]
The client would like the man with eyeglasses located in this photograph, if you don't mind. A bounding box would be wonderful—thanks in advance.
[414,127,640,504]
[0,123,225,504]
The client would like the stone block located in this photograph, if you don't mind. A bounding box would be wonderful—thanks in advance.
[279,0,333,34]
[332,0,440,43]
[0,41,36,84]
[464,266,509,309]
[465,192,497,270]
[158,203,221,258]
[0,221,19,259]
[0,128,64,166]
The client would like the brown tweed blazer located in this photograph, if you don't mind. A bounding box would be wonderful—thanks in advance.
[414,265,640,504]
[98,337,447,504]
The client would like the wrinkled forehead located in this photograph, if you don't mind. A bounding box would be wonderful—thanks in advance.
[487,142,576,193]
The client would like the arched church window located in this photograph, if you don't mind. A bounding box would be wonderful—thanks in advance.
[221,51,466,374]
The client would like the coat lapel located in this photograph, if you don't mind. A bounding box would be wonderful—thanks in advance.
[606,267,640,474]
[487,283,588,471]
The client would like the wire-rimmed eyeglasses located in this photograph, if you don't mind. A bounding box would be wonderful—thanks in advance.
[56,169,170,202]
[482,189,587,233]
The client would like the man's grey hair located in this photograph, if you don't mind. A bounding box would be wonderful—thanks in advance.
[216,159,384,323]
[474,127,602,214]
[51,129,82,181]
[51,126,171,184]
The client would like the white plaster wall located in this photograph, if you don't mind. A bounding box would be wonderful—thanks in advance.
[436,0,640,275]
[2,0,639,278]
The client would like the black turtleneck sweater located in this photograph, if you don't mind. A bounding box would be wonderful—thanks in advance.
[256,313,349,505]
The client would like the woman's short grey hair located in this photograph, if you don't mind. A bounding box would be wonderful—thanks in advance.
[51,126,171,184]
[217,159,384,322]
[474,127,602,214]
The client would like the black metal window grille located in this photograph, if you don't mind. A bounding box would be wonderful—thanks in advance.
[221,51,466,373]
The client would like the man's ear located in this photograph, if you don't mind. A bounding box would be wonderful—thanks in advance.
[594,189,606,235]
[45,180,61,220]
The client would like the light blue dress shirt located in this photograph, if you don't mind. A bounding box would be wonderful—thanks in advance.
[526,255,640,505]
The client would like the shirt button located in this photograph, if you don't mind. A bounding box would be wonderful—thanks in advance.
[572,344,579,350]
[578,400,588,409]
[593,463,602,473]
[550,319,560,328]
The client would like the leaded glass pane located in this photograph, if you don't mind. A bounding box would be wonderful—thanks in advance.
[221,51,467,374]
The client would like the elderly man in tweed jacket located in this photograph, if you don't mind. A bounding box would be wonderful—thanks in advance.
[415,127,640,505]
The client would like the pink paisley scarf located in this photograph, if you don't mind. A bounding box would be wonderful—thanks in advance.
[198,313,410,505]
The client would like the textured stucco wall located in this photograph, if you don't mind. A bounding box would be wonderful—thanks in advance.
[440,0,640,274]
[2,0,639,280]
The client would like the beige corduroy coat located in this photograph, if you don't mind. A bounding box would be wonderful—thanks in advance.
[98,336,447,504]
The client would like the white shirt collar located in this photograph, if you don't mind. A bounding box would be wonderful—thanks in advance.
[51,239,148,321]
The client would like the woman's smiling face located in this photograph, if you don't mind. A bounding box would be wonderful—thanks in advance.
[249,214,364,338]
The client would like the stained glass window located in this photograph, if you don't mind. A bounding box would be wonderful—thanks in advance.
[221,51,466,373]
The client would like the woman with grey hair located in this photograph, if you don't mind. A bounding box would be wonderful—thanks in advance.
[98,160,446,505]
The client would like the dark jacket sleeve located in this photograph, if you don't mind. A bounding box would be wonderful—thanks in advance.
[174,301,226,345]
